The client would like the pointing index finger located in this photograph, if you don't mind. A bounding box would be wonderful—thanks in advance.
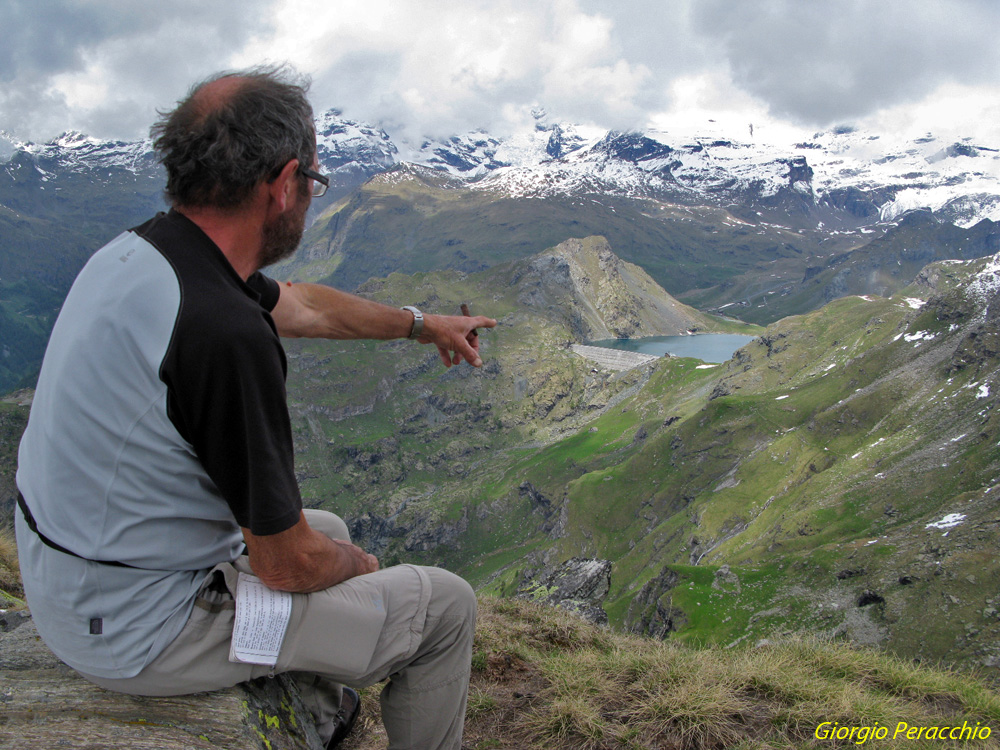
[460,303,478,337]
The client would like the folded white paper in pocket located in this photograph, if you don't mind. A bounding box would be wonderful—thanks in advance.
[228,572,292,666]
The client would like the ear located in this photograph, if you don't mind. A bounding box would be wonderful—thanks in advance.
[267,159,300,213]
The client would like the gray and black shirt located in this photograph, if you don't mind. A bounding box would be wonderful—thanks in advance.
[16,210,302,679]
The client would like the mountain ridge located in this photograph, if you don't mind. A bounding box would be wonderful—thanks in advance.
[5,109,999,229]
[3,111,999,400]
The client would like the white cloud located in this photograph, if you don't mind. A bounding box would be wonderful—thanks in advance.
[2,0,1000,145]
[862,82,1000,144]
[233,0,658,140]
[646,71,813,144]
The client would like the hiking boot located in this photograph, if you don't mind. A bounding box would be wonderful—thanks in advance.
[326,686,361,749]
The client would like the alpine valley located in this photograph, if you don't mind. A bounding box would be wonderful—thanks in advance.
[2,111,1000,671]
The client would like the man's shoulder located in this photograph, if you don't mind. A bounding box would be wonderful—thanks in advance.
[69,229,180,317]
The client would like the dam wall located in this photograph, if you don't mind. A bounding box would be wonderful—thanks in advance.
[571,344,661,371]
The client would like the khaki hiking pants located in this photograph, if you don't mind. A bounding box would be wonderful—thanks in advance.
[81,510,476,750]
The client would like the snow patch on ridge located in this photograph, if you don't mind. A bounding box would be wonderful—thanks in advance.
[964,253,1000,319]
[925,513,966,531]
[902,330,937,345]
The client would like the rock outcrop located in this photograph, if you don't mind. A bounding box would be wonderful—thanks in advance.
[516,557,612,625]
[512,237,720,341]
[624,566,689,639]
[0,611,324,750]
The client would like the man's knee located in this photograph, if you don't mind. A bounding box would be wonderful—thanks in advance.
[303,509,350,542]
[424,567,477,629]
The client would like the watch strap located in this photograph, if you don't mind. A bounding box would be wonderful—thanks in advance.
[402,306,424,340]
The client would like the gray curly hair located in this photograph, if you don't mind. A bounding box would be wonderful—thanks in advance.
[151,64,315,210]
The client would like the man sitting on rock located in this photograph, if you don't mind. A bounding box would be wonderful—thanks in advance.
[15,64,495,750]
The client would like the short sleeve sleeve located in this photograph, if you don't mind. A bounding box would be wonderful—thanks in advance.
[248,272,281,312]
[163,299,302,535]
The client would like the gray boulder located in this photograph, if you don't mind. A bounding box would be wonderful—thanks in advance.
[0,610,324,750]
[517,557,612,625]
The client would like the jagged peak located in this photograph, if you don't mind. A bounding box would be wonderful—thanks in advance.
[52,130,92,146]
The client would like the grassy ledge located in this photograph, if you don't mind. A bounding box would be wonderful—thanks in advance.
[344,597,1000,750]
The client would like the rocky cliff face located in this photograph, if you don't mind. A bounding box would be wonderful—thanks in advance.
[516,237,719,340]
[626,566,688,639]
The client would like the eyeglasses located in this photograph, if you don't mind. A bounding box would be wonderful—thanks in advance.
[299,166,330,198]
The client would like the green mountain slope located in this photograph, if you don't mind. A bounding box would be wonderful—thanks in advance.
[531,259,998,668]
[282,238,756,549]
[4,223,997,671]
[284,246,999,669]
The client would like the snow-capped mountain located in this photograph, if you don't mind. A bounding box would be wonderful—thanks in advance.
[395,116,1000,229]
[3,110,999,230]
[315,109,397,180]
[0,130,161,204]
[394,109,598,177]
[2,130,155,175]
[456,125,1000,229]
[4,108,1000,395]
[26,131,153,172]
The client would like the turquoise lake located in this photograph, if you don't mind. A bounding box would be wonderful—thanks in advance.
[588,333,756,363]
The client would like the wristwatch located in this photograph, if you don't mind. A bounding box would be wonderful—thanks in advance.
[402,306,424,340]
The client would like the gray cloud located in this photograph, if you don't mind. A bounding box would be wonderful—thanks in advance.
[0,1,141,81]
[1,0,275,140]
[689,0,1000,126]
[310,50,406,130]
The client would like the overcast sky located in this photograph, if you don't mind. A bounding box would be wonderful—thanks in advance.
[3,0,1000,146]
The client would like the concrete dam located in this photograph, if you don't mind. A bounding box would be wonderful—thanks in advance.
[571,344,661,371]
